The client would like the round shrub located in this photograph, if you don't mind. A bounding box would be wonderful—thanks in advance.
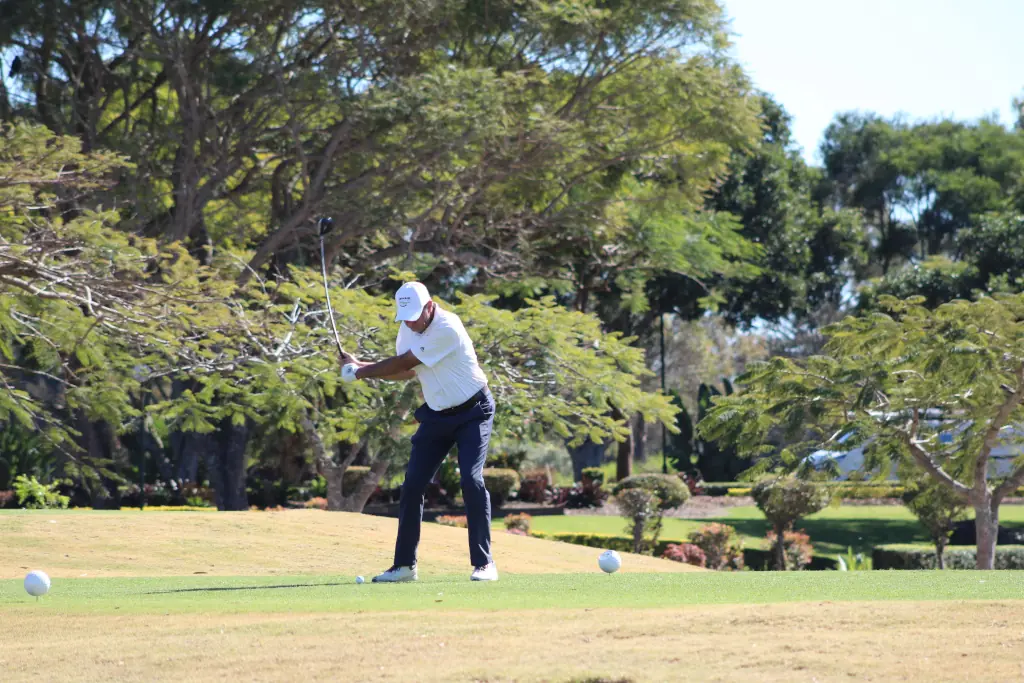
[612,473,690,510]
[504,513,533,533]
[483,468,520,507]
[662,542,707,568]
[688,523,744,570]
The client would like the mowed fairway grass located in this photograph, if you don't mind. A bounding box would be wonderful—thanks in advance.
[4,511,1024,682]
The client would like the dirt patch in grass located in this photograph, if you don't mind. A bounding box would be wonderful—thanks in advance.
[0,509,697,578]
[3,601,1022,682]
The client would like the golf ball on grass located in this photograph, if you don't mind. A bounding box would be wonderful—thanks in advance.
[24,570,50,597]
[355,575,365,584]
[598,550,621,574]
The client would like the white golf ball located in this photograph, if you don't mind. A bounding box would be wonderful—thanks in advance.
[598,549,622,574]
[24,570,50,597]
[355,575,365,584]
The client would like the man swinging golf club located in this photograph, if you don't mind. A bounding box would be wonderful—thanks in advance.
[339,282,498,582]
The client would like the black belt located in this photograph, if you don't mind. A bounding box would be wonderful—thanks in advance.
[436,389,487,416]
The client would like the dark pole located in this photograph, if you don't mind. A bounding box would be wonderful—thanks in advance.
[661,312,667,474]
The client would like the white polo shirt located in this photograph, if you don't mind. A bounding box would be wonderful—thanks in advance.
[396,306,488,411]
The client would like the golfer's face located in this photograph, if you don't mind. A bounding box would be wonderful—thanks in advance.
[404,302,431,333]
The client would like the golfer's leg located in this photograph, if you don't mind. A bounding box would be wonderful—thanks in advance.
[394,419,453,567]
[455,400,495,567]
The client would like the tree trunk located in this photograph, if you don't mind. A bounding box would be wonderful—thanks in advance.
[610,405,633,481]
[633,415,646,463]
[632,518,645,554]
[325,458,389,512]
[935,539,946,570]
[567,438,607,481]
[974,498,998,570]
[773,523,787,571]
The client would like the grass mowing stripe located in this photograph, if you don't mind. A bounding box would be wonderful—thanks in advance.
[4,571,1024,615]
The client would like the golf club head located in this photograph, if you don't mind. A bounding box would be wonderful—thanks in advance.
[317,217,334,237]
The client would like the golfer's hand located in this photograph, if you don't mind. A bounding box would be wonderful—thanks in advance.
[341,363,359,383]
[340,351,359,366]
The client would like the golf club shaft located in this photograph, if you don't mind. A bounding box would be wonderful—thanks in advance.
[319,235,347,358]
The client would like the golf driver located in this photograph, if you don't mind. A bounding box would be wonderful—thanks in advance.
[317,217,347,358]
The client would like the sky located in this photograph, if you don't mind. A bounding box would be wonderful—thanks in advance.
[722,0,1024,164]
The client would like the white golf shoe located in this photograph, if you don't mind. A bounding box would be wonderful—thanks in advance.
[470,563,499,582]
[371,565,418,583]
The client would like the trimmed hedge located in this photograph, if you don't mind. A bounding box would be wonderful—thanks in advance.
[613,473,690,509]
[711,482,910,500]
[531,531,838,570]
[873,544,1024,570]
[483,468,520,506]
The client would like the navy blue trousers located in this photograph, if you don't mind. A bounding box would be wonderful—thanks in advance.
[394,389,495,568]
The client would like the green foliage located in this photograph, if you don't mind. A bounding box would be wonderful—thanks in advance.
[663,390,694,472]
[616,487,662,554]
[694,381,749,482]
[503,513,532,534]
[837,546,872,571]
[612,473,690,510]
[687,523,745,570]
[751,478,832,531]
[13,474,70,509]
[872,544,1024,570]
[697,293,1024,568]
[765,530,814,571]
[435,515,468,528]
[482,468,520,507]
[751,477,832,570]
[902,480,969,568]
[581,468,604,486]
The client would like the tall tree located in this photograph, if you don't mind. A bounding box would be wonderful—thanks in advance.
[698,294,1024,570]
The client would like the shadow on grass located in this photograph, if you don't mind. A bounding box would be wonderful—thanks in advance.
[144,583,345,595]
[700,515,929,553]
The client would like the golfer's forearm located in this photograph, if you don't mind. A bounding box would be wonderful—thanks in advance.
[355,355,416,380]
[380,370,416,381]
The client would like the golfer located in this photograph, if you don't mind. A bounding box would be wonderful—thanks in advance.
[339,282,498,582]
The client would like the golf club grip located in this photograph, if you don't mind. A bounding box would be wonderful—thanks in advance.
[319,236,347,357]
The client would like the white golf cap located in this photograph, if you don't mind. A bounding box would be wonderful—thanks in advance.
[394,281,431,322]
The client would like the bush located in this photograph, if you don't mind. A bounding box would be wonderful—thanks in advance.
[688,523,744,570]
[678,472,703,496]
[581,467,604,486]
[504,513,532,533]
[13,475,69,509]
[517,469,550,503]
[304,497,328,510]
[436,515,468,528]
[483,468,520,507]
[662,543,706,568]
[0,490,16,509]
[562,478,608,509]
[612,474,690,510]
[308,475,328,498]
[486,448,529,472]
[765,530,814,570]
[617,488,662,554]
[752,477,832,570]
[872,544,1024,570]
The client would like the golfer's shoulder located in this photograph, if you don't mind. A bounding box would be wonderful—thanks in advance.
[435,306,467,332]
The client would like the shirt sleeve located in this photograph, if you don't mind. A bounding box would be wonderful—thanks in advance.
[411,323,460,367]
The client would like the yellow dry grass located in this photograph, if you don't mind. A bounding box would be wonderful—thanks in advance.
[3,601,1024,682]
[0,509,698,578]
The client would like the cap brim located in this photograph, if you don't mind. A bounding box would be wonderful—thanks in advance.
[395,305,424,322]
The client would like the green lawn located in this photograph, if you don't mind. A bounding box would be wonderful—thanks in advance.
[498,505,1024,556]
[6,571,1024,615]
